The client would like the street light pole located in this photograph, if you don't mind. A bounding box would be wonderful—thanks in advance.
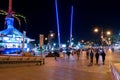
[94,27,104,46]
[48,31,54,52]
[94,27,111,47]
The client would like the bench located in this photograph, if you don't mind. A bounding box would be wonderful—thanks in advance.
[0,56,45,65]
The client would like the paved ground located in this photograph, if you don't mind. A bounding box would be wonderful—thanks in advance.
[0,50,119,80]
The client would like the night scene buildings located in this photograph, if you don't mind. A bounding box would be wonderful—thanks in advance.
[0,0,34,54]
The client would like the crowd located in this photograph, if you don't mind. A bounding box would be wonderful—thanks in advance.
[54,47,108,65]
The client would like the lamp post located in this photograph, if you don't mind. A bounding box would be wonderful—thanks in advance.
[94,27,111,46]
[94,28,103,46]
[48,31,55,52]
[106,31,111,46]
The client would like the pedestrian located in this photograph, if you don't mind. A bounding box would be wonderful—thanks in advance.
[66,50,71,59]
[76,49,80,60]
[90,49,94,64]
[54,50,58,60]
[111,47,114,53]
[86,49,89,60]
[95,49,99,64]
[101,49,106,65]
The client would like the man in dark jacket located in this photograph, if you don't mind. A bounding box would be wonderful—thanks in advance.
[90,49,94,64]
[95,49,99,64]
[101,49,106,65]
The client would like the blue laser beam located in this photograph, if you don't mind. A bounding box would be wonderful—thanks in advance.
[70,6,73,45]
[55,0,61,48]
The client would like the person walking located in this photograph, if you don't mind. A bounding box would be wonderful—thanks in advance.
[86,48,89,60]
[111,47,114,53]
[76,49,80,60]
[95,49,99,64]
[90,48,94,64]
[54,50,58,60]
[101,49,106,65]
[66,50,71,59]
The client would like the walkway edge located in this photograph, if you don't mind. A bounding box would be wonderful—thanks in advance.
[110,63,120,80]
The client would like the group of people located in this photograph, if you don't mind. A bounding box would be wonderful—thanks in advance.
[53,47,106,65]
[88,48,106,65]
[72,48,106,65]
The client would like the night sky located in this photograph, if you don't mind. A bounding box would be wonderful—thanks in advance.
[0,0,120,43]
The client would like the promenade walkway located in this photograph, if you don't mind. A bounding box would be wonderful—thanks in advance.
[0,50,119,80]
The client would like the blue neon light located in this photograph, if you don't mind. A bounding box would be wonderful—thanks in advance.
[70,6,73,45]
[55,0,61,48]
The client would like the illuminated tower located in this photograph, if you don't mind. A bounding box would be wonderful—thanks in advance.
[6,0,14,29]
[0,0,23,36]
[0,0,34,54]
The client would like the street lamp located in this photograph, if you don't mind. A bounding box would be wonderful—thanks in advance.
[45,37,48,41]
[94,28,99,32]
[106,31,111,35]
[94,27,111,46]
[94,27,103,46]
[106,31,112,46]
[50,33,54,37]
[48,31,55,51]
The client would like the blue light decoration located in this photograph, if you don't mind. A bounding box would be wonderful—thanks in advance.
[55,0,61,48]
[0,0,34,54]
[70,6,74,46]
[0,17,31,54]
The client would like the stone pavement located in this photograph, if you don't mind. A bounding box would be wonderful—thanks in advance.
[0,50,119,80]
